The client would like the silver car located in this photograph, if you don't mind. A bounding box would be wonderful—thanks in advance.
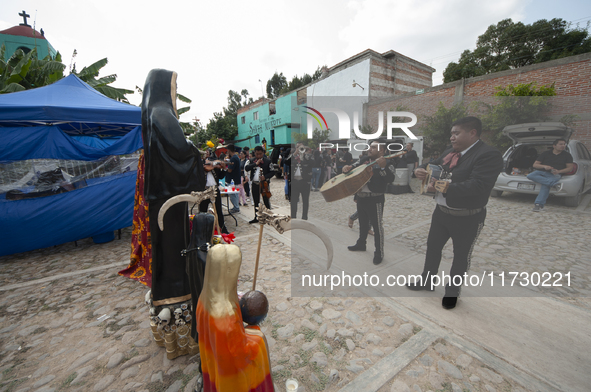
[491,122,591,207]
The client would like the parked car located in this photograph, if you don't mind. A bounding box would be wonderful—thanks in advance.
[491,122,591,207]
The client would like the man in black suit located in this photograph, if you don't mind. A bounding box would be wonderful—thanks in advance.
[246,145,275,224]
[344,139,396,265]
[408,117,503,309]
[287,142,312,220]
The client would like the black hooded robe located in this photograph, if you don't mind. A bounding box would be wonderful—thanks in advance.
[141,69,205,306]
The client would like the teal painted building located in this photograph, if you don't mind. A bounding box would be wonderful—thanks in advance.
[0,11,57,59]
[235,90,308,149]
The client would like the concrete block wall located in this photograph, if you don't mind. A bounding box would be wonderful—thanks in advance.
[393,55,435,94]
[369,51,435,98]
[369,57,397,97]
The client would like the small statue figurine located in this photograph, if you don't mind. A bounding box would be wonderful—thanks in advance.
[196,244,274,391]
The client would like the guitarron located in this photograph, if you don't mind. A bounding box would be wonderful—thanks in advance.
[320,151,406,202]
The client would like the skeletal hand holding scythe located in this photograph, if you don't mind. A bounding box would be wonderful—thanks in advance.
[158,190,334,291]
[252,205,333,290]
[158,187,221,245]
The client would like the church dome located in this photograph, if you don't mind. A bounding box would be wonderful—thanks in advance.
[0,25,46,40]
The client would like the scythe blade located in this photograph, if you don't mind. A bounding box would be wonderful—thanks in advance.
[255,205,333,270]
[158,187,217,231]
[287,219,334,271]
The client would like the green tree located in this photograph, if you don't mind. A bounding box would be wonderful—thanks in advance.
[266,72,287,98]
[0,45,135,104]
[71,57,133,103]
[420,103,469,155]
[193,89,254,145]
[186,119,206,145]
[197,111,236,145]
[0,45,65,93]
[266,66,325,98]
[225,89,253,117]
[443,18,591,83]
[480,82,558,149]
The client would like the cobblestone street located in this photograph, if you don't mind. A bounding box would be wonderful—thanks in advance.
[0,178,589,392]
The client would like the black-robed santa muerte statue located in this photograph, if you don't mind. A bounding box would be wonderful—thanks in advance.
[122,69,335,392]
[139,69,205,358]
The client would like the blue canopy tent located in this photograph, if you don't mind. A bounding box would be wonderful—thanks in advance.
[0,74,142,257]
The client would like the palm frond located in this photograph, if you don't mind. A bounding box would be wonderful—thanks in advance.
[93,74,117,86]
[11,49,35,79]
[94,85,131,103]
[177,106,190,116]
[177,93,191,103]
[77,58,108,79]
[1,83,26,93]
[7,49,25,68]
[41,61,66,74]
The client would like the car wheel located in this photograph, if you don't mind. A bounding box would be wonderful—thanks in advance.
[490,190,503,197]
[564,184,584,207]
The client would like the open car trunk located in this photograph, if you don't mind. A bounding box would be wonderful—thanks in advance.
[502,122,573,144]
[503,143,574,177]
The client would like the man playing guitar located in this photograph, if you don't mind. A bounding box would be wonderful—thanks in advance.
[343,139,396,265]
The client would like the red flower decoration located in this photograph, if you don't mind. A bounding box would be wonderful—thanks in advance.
[214,229,236,244]
[190,217,236,244]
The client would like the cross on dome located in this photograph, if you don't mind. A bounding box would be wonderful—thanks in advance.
[19,10,31,27]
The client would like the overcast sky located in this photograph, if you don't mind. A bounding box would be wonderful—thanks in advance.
[2,0,590,126]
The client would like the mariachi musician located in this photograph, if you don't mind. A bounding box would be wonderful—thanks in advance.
[343,139,396,265]
[285,142,313,220]
[408,116,502,310]
[246,146,275,224]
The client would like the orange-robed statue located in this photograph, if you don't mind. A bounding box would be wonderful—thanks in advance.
[196,244,274,392]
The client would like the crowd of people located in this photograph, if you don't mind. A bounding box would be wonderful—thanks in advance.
[200,144,276,231]
[199,116,574,311]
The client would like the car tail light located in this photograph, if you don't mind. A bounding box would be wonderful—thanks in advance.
[564,163,578,176]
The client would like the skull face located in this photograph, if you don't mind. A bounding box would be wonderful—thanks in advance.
[174,308,183,319]
[157,308,171,324]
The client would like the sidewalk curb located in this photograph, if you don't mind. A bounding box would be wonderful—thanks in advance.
[337,329,438,392]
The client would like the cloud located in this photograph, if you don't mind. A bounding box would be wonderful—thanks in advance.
[338,0,527,84]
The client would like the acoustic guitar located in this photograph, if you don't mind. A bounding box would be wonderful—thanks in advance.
[320,151,406,202]
[420,164,452,194]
